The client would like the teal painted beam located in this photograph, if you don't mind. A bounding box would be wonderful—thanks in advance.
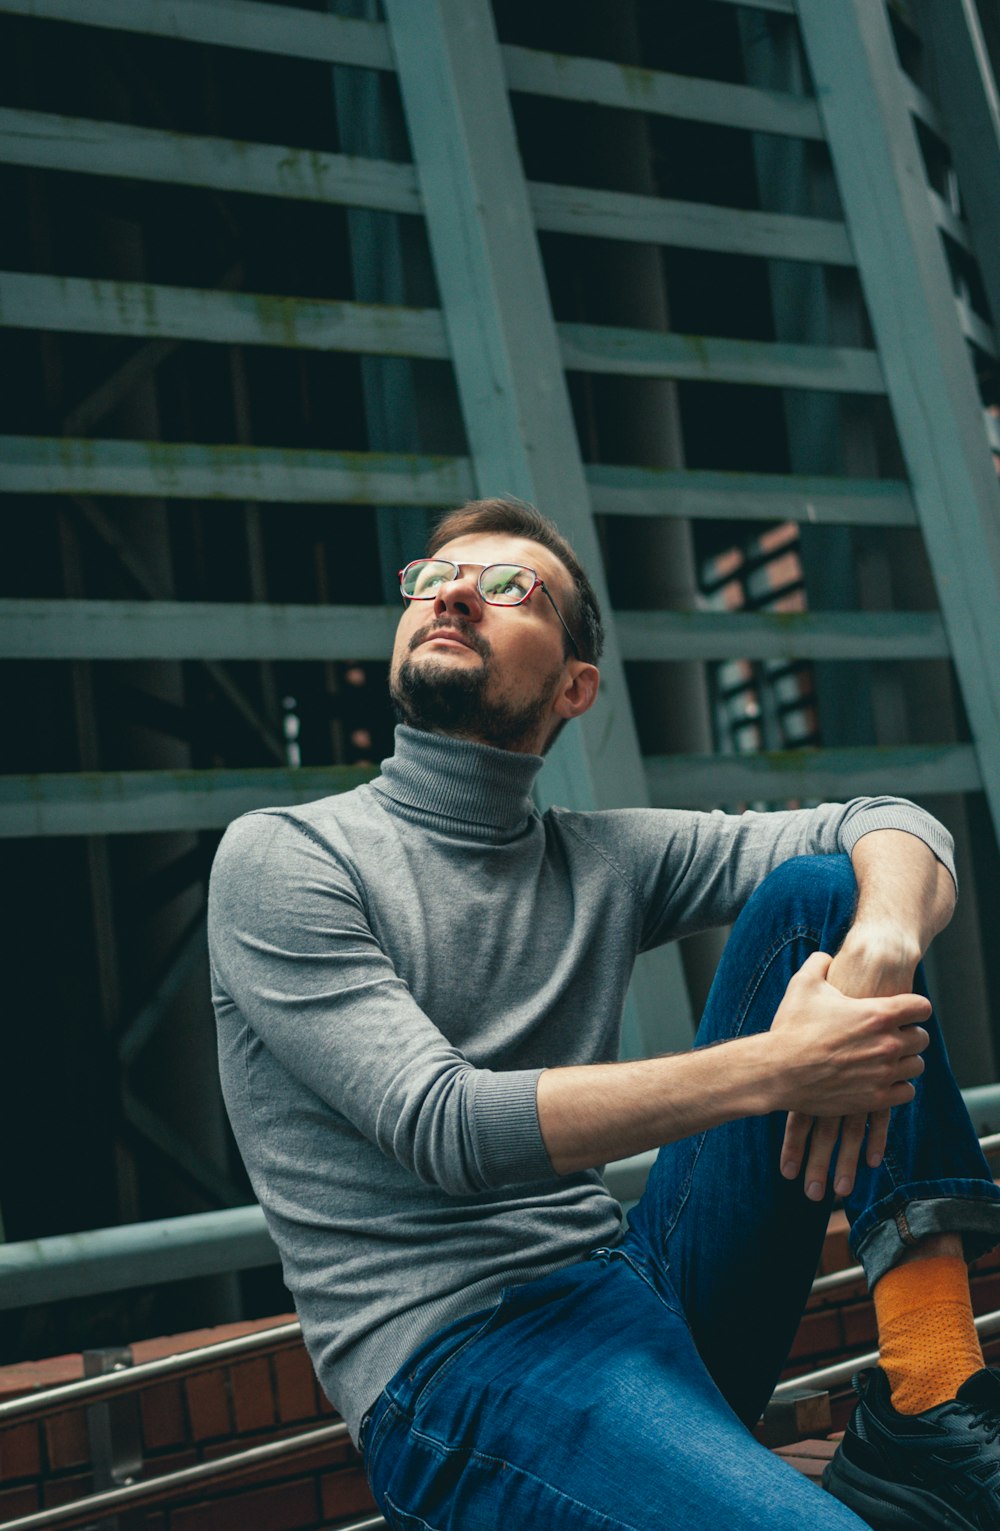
[0,747,979,837]
[502,45,824,141]
[559,322,884,393]
[0,4,819,142]
[796,0,1000,838]
[586,462,916,526]
[0,436,475,504]
[0,0,394,68]
[0,600,949,663]
[0,107,959,277]
[0,437,916,527]
[958,298,998,360]
[646,745,981,807]
[712,0,795,11]
[615,609,948,662]
[0,272,450,358]
[0,272,883,394]
[0,765,380,838]
[530,180,854,265]
[384,0,695,1052]
[915,0,1000,341]
[0,600,400,659]
[0,108,421,213]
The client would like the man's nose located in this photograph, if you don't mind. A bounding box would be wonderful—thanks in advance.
[433,570,483,620]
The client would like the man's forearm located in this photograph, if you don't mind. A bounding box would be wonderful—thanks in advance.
[536,1037,772,1175]
[840,828,956,994]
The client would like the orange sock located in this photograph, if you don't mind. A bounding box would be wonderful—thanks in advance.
[874,1254,984,1415]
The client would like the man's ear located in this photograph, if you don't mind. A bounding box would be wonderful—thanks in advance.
[554,662,600,722]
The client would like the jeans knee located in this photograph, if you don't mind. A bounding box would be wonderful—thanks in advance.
[749,854,857,947]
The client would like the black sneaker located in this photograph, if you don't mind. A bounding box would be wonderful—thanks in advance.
[822,1366,1000,1529]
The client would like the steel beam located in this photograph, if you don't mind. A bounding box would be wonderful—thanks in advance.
[586,463,916,526]
[0,438,915,525]
[384,0,698,1050]
[0,0,394,68]
[529,180,853,265]
[646,744,981,807]
[559,322,883,393]
[0,436,474,503]
[0,271,450,358]
[0,765,379,838]
[502,44,823,140]
[615,609,948,662]
[2,273,886,394]
[796,0,1000,837]
[0,108,422,212]
[914,0,1000,339]
[0,599,949,663]
[0,747,978,838]
[0,599,399,659]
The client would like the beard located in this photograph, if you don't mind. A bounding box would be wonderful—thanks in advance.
[390,618,560,752]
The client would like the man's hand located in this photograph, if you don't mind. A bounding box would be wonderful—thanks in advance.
[770,950,929,1121]
[778,829,954,1201]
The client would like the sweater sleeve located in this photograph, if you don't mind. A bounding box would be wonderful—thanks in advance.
[575,795,955,952]
[208,811,554,1195]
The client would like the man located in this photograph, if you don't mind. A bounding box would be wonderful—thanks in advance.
[209,498,1000,1529]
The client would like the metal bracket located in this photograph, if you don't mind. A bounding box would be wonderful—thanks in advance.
[83,1346,144,1531]
[759,1386,833,1447]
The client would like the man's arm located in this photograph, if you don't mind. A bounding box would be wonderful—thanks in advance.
[779,827,956,1200]
[537,827,948,1182]
[536,948,930,1174]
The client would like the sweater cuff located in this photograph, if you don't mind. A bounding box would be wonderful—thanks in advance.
[838,802,957,891]
[470,1067,555,1187]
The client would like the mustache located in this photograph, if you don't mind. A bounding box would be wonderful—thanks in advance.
[409,616,491,661]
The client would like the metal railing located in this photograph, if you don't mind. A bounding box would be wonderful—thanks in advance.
[0,1421,383,1531]
[0,1319,301,1425]
[1,1103,997,1526]
[2,1087,998,1313]
[772,1305,1000,1398]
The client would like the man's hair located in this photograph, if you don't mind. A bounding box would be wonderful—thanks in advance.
[427,498,604,665]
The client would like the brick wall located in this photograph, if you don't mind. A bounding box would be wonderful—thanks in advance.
[0,1317,376,1529]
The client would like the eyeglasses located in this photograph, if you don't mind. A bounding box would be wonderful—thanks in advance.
[398,559,579,658]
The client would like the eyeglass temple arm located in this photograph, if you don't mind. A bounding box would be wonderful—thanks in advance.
[538,583,580,659]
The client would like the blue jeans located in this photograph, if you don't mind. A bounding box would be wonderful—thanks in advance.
[362,856,1000,1529]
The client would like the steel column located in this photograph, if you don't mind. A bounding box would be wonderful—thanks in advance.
[796,0,1000,839]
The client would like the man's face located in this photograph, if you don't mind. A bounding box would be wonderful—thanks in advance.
[389,532,587,754]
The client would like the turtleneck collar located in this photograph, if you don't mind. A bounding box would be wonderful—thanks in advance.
[371,725,543,838]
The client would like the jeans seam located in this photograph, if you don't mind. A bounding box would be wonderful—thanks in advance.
[732,923,819,1040]
[383,1490,441,1531]
[604,1247,685,1319]
[365,1397,403,1488]
[404,1297,509,1418]
[658,923,819,1250]
[393,1440,645,1531]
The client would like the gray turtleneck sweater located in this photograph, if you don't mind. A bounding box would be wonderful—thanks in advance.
[208,725,954,1442]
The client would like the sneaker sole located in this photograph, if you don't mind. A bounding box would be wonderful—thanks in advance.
[823,1454,980,1531]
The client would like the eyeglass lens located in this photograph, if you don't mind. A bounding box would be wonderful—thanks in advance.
[401,560,536,605]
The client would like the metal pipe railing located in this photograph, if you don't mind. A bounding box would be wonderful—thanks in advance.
[3,1088,999,1313]
[0,1421,379,1531]
[772,1305,1000,1398]
[4,1126,999,1427]
[0,1319,302,1425]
